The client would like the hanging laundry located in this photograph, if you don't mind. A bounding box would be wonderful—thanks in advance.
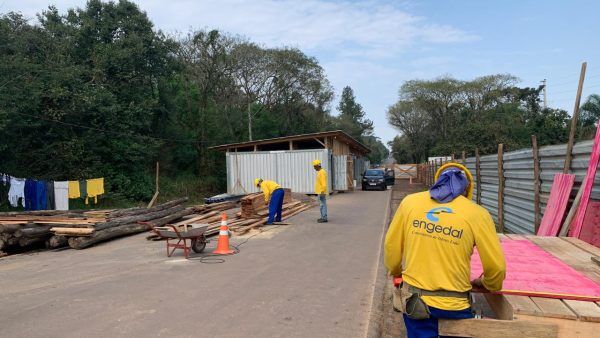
[54,181,69,211]
[8,177,25,208]
[86,178,105,204]
[45,181,55,210]
[68,181,80,199]
[0,174,10,206]
[24,179,37,210]
[79,180,88,203]
[36,180,47,210]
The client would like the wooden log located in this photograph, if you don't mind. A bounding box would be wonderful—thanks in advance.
[46,235,68,249]
[142,208,195,228]
[17,225,54,238]
[94,204,185,231]
[0,223,23,234]
[107,197,188,218]
[18,236,46,247]
[51,227,95,236]
[68,223,149,249]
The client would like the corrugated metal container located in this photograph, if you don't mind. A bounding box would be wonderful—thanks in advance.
[333,155,348,191]
[226,149,332,194]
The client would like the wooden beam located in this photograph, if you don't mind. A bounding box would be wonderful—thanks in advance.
[147,161,160,208]
[461,150,466,164]
[564,62,587,173]
[313,137,325,147]
[438,318,558,338]
[289,140,293,150]
[253,144,258,152]
[532,135,541,233]
[498,143,505,232]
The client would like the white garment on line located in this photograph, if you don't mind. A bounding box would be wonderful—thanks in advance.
[54,181,69,211]
[8,177,25,207]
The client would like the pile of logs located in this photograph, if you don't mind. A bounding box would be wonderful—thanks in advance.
[0,190,313,257]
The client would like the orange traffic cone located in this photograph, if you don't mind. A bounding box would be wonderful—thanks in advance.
[212,213,235,255]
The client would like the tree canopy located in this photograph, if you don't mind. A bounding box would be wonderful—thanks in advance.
[386,74,587,163]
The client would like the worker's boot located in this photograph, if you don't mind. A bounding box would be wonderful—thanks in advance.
[317,218,328,223]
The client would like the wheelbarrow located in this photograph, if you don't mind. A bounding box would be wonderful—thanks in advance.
[151,224,209,259]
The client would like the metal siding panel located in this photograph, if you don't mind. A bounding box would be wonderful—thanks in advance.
[333,155,348,190]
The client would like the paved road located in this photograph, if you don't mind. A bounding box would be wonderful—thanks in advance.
[0,189,390,338]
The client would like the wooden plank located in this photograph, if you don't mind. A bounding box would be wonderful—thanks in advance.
[518,314,597,338]
[560,237,600,257]
[564,62,587,173]
[525,236,600,283]
[504,294,544,316]
[531,297,578,320]
[563,299,600,322]
[438,318,558,338]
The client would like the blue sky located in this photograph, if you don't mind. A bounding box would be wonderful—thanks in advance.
[3,0,600,145]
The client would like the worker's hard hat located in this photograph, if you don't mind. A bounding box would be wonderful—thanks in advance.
[254,178,262,187]
[312,159,321,166]
[434,163,474,200]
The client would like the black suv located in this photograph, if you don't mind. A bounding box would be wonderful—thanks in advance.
[361,169,388,191]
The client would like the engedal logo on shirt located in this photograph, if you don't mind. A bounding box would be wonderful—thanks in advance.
[412,207,463,239]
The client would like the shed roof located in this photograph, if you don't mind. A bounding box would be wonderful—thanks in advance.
[209,130,370,155]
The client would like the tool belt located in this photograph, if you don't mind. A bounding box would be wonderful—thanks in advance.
[399,282,470,320]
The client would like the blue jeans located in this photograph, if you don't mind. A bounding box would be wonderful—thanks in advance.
[266,189,284,224]
[319,194,327,220]
[403,306,473,338]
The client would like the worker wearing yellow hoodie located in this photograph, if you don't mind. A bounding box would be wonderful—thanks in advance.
[255,178,284,225]
[313,159,328,223]
[384,163,505,338]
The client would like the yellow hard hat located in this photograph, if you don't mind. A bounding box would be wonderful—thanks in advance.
[434,162,474,200]
[254,178,262,187]
[312,159,321,166]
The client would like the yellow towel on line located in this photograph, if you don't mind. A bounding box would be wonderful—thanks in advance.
[68,181,80,199]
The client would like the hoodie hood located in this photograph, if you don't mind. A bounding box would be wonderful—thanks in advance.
[433,162,475,201]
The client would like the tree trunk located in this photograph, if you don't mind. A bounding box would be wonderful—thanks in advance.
[107,198,187,218]
[46,235,68,249]
[94,204,185,231]
[69,223,149,250]
[17,225,54,238]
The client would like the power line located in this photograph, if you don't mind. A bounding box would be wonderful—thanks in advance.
[9,111,210,145]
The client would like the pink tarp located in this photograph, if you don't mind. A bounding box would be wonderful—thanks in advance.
[579,201,600,247]
[569,123,600,238]
[471,239,600,301]
[536,173,575,236]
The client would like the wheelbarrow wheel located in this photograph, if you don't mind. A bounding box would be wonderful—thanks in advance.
[191,238,206,253]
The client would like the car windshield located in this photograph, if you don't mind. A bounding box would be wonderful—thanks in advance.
[365,170,384,176]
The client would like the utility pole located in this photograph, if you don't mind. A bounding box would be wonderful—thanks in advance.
[541,79,547,109]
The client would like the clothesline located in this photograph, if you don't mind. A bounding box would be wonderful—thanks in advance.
[1,173,104,211]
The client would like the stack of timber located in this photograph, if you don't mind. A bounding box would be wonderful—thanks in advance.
[0,212,105,254]
[55,198,193,250]
[240,188,291,219]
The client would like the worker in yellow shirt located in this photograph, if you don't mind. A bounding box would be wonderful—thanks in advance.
[384,163,505,338]
[312,159,328,223]
[255,178,284,225]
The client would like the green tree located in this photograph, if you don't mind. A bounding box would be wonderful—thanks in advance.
[578,94,600,140]
[335,86,373,140]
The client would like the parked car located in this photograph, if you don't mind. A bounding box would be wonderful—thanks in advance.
[361,169,387,191]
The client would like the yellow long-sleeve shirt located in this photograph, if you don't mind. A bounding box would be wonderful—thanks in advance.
[260,180,281,203]
[384,191,505,311]
[314,169,328,194]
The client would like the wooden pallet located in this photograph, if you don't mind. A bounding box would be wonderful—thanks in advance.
[439,234,600,337]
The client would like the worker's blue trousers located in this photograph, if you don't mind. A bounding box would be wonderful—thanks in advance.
[403,306,473,338]
[266,189,284,224]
